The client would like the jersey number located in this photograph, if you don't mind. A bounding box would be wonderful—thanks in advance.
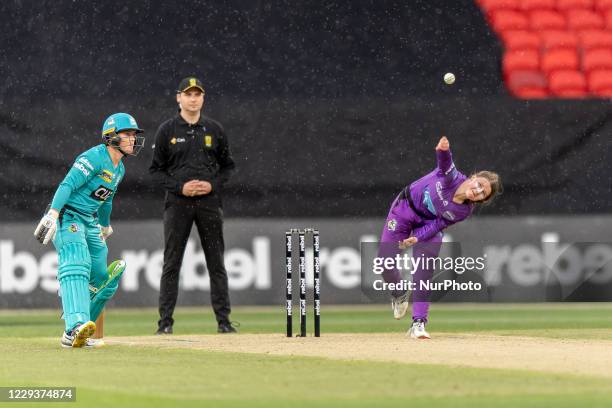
[91,186,114,202]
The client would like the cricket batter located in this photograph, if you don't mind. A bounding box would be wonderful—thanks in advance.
[33,113,144,348]
[380,136,500,339]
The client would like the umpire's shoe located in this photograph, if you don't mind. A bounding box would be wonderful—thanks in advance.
[155,325,173,335]
[217,321,239,334]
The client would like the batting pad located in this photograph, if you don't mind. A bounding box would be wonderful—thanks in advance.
[58,242,92,332]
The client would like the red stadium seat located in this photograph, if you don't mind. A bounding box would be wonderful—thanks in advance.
[556,0,595,10]
[541,48,580,72]
[512,87,550,97]
[552,88,588,97]
[588,69,612,95]
[506,69,548,86]
[594,0,612,11]
[501,30,541,49]
[490,10,530,30]
[503,49,541,71]
[480,0,612,99]
[548,70,587,97]
[506,70,549,97]
[592,88,612,96]
[566,9,605,30]
[578,30,612,50]
[540,30,579,49]
[605,10,612,28]
[583,48,612,70]
[479,0,520,11]
[520,0,555,10]
[529,10,567,29]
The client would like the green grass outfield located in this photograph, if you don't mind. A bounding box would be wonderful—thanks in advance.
[1,303,612,407]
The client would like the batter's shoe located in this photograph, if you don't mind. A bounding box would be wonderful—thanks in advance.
[408,319,430,339]
[391,292,409,320]
[60,332,73,348]
[60,321,96,348]
[62,336,104,349]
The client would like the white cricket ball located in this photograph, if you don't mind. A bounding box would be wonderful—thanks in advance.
[444,72,455,85]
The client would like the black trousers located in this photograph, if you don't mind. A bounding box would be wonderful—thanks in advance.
[158,194,231,327]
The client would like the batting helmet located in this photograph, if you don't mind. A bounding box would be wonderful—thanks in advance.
[101,113,145,156]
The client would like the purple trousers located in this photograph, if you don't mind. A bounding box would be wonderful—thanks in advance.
[378,194,442,323]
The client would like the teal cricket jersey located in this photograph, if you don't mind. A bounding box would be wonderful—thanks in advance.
[50,144,125,226]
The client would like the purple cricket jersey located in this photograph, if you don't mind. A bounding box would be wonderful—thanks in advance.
[407,148,474,242]
[377,147,474,322]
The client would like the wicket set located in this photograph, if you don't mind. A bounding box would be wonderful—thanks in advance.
[285,228,320,337]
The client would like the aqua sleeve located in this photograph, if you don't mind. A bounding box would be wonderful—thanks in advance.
[49,184,73,212]
[50,153,97,211]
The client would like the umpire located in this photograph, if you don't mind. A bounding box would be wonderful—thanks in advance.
[150,77,237,334]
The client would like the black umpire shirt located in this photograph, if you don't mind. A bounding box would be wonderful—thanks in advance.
[149,114,236,202]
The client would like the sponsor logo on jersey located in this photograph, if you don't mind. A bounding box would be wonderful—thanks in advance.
[68,223,79,233]
[90,186,114,202]
[73,162,90,176]
[98,169,114,183]
[442,211,455,221]
[170,137,176,145]
[436,182,450,206]
[387,219,397,231]
[436,181,444,202]
[205,135,213,147]
[78,157,94,170]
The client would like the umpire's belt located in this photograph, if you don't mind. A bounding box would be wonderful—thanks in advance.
[402,188,436,220]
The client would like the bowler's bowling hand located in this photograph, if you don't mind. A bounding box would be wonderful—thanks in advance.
[436,136,449,151]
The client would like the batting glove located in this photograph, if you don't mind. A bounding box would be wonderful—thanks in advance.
[34,211,58,245]
[99,225,113,241]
